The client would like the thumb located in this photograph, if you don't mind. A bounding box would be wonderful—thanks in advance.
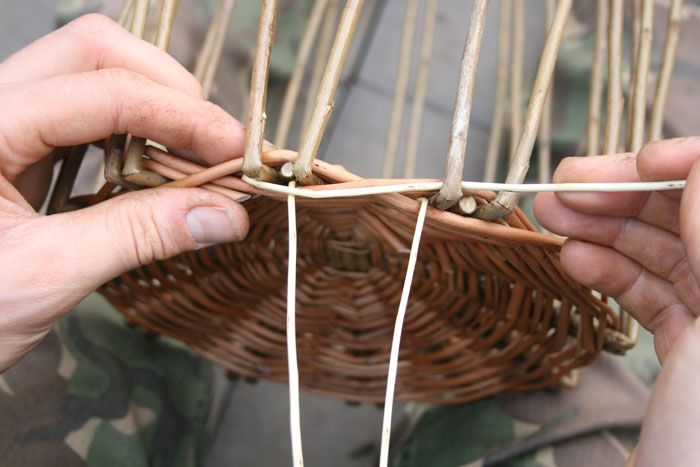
[0,187,247,371]
[27,187,248,312]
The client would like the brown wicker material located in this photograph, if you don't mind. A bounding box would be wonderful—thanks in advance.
[95,149,625,404]
[49,0,684,406]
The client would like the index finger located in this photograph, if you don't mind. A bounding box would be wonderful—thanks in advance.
[638,137,700,182]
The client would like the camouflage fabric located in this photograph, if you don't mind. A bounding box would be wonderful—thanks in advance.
[393,349,651,467]
[0,294,215,467]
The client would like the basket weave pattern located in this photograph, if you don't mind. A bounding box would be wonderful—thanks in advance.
[100,156,618,404]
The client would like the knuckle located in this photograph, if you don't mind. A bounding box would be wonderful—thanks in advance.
[68,13,119,35]
[98,67,143,85]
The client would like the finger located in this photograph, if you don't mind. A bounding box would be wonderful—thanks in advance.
[1,188,249,334]
[536,193,700,315]
[550,154,681,232]
[0,14,203,99]
[560,240,695,359]
[680,156,700,306]
[637,318,700,464]
[0,69,245,180]
[637,136,700,182]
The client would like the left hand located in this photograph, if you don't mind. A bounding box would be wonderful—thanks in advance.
[0,14,249,372]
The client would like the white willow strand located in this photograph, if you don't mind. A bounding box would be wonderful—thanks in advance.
[242,175,685,199]
[286,181,304,467]
[379,197,429,467]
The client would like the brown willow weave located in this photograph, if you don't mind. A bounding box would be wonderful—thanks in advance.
[95,150,624,404]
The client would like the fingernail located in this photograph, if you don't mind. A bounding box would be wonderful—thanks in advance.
[186,207,243,247]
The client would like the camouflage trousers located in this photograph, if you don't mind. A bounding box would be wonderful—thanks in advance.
[0,293,655,467]
[0,294,217,467]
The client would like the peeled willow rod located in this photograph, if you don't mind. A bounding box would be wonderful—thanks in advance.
[483,0,511,183]
[586,0,608,156]
[509,0,524,162]
[475,0,572,221]
[299,0,340,144]
[274,0,330,148]
[432,0,489,210]
[603,0,624,155]
[538,0,555,184]
[649,0,683,141]
[381,0,420,178]
[404,0,440,179]
[242,0,281,182]
[378,198,428,467]
[629,0,655,153]
[292,0,366,184]
[286,182,304,467]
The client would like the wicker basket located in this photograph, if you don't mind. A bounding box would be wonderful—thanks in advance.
[96,149,627,404]
[51,0,682,404]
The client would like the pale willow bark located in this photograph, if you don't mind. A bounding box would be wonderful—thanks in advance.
[475,0,572,221]
[194,0,237,100]
[292,0,366,184]
[433,0,489,210]
[629,0,655,153]
[274,0,330,148]
[483,0,511,183]
[242,0,281,182]
[404,0,440,179]
[603,0,624,155]
[299,0,341,144]
[538,0,555,183]
[509,0,524,162]
[381,0,420,178]
[586,0,608,156]
[625,0,642,150]
[649,0,683,142]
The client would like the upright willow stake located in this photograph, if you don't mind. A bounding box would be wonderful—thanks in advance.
[509,0,524,162]
[404,0,439,179]
[483,0,511,183]
[626,0,642,151]
[292,0,366,185]
[381,0,420,178]
[118,0,135,29]
[194,0,237,100]
[432,0,489,210]
[94,0,136,191]
[122,0,177,187]
[623,0,655,346]
[242,0,281,182]
[649,0,683,141]
[586,0,607,156]
[299,0,340,144]
[275,0,330,148]
[603,0,624,155]
[538,0,555,183]
[629,0,655,153]
[474,0,572,221]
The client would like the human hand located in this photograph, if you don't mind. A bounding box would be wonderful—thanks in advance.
[535,138,700,465]
[0,14,249,372]
[534,137,700,363]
